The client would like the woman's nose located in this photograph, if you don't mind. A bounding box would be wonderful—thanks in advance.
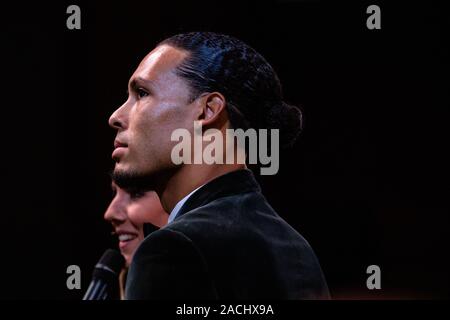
[104,197,127,224]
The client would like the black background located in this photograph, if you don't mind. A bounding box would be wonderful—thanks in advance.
[1,0,448,299]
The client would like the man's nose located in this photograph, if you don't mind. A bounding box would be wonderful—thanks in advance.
[108,102,130,130]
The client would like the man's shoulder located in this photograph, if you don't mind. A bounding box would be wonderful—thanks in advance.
[138,188,314,260]
[138,190,270,252]
[138,225,195,252]
[170,190,268,236]
[157,190,309,253]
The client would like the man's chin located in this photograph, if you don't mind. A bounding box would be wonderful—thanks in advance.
[111,168,159,194]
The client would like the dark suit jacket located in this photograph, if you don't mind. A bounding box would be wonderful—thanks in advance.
[125,169,330,299]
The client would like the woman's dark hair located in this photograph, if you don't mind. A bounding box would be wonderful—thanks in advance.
[159,31,303,148]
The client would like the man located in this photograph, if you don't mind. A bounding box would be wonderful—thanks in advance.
[109,32,329,299]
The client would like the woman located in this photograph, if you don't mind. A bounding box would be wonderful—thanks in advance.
[103,182,168,299]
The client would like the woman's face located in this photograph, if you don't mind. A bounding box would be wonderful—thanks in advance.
[103,183,168,266]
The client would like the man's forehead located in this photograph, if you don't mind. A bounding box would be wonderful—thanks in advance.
[130,45,188,83]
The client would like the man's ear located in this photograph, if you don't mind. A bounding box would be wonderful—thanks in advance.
[197,92,226,127]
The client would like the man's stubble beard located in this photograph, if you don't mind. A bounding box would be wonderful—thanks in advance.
[111,165,175,197]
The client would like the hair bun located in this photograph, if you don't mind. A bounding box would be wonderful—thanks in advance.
[265,101,303,148]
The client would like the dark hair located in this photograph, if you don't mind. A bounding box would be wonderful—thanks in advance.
[159,32,303,148]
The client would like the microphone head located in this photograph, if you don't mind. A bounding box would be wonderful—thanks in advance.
[93,249,125,279]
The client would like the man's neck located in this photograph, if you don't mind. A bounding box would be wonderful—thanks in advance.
[158,163,246,213]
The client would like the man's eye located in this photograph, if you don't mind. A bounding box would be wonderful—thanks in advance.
[137,88,149,98]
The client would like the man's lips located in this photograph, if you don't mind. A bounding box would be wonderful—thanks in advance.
[114,140,128,149]
[112,140,128,160]
[112,147,127,160]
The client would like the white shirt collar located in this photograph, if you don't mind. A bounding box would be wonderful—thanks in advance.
[167,185,203,224]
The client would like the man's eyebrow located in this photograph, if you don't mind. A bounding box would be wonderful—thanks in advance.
[128,77,156,90]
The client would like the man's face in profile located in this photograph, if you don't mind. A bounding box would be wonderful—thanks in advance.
[109,45,196,181]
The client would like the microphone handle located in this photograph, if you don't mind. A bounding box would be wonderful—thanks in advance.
[82,278,109,300]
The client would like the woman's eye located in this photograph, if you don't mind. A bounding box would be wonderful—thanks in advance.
[130,191,145,201]
[137,88,149,98]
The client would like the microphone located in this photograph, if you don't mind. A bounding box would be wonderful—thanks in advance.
[83,249,125,300]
